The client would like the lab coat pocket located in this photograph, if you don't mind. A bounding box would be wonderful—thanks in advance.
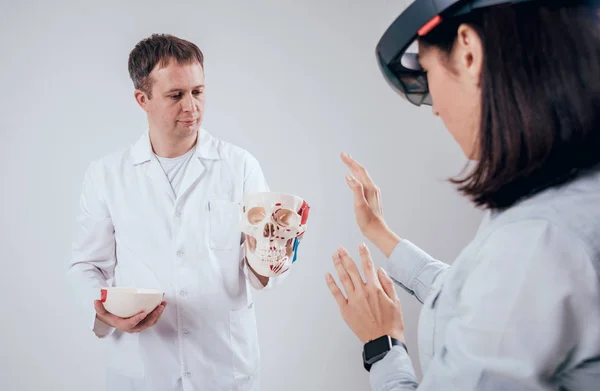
[229,303,260,381]
[209,200,241,250]
[106,332,144,378]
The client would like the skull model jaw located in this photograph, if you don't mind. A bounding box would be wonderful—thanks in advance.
[240,192,310,277]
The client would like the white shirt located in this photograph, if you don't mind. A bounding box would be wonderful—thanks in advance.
[67,129,288,391]
[155,145,196,198]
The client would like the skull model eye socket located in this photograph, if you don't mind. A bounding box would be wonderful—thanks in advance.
[247,207,266,225]
[273,208,297,227]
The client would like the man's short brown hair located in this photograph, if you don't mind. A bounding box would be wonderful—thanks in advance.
[128,33,204,98]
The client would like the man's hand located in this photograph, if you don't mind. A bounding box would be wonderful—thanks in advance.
[94,300,167,333]
[245,256,270,286]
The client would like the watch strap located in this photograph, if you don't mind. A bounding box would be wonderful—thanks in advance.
[363,337,408,372]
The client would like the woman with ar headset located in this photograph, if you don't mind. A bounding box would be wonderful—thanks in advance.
[325,0,600,390]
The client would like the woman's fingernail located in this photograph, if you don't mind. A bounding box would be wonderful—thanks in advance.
[332,251,339,259]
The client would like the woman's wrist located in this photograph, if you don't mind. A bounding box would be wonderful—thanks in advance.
[367,223,401,258]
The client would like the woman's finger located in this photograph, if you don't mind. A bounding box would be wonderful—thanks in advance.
[378,267,399,302]
[341,152,377,190]
[326,272,348,308]
[332,251,355,295]
[338,247,365,291]
[359,243,379,288]
[345,174,369,209]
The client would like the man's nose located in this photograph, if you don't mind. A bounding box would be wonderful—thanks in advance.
[181,94,197,112]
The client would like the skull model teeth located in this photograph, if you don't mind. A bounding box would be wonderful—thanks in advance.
[240,192,310,277]
[257,248,285,262]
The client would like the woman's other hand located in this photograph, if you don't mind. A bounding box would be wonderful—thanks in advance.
[341,152,401,257]
[326,243,406,344]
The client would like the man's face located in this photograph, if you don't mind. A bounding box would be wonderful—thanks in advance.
[137,59,205,140]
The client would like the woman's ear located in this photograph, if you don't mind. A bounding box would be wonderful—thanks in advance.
[455,24,484,87]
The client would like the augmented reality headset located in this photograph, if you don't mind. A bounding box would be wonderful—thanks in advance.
[375,0,597,106]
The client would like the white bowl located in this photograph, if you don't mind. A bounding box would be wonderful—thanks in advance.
[100,287,164,318]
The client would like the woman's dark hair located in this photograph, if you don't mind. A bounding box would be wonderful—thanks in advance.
[419,1,600,210]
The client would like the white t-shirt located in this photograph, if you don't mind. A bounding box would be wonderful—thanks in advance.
[154,145,196,198]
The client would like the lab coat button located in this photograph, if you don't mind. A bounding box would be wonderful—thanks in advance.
[184,372,191,378]
[175,211,182,217]
[182,330,189,336]
[180,290,188,297]
[176,250,184,257]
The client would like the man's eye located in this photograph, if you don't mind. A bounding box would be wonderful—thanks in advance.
[171,94,182,99]
[193,90,203,96]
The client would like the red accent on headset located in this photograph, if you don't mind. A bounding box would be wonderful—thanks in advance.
[297,201,310,225]
[100,288,107,303]
[418,15,442,36]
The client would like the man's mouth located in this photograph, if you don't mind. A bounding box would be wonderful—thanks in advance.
[179,119,196,126]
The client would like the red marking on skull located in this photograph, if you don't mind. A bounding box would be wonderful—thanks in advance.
[297,201,310,225]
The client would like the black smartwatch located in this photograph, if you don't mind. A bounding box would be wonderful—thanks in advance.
[362,335,408,372]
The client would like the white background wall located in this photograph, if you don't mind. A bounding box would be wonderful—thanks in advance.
[0,1,483,390]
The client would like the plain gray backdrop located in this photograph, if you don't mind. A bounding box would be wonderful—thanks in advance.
[0,0,484,390]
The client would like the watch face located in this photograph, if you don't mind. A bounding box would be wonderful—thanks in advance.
[364,336,392,361]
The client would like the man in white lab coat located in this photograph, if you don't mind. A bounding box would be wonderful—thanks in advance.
[66,33,295,391]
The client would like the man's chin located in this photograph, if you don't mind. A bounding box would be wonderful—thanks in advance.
[175,123,200,136]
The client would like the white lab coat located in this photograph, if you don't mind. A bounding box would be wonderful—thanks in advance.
[67,129,289,391]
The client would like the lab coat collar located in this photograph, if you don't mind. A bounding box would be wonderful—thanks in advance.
[131,128,221,165]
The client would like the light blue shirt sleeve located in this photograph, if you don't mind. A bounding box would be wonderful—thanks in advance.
[385,239,450,304]
[370,219,598,390]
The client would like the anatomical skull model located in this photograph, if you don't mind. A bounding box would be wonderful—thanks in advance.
[240,192,310,277]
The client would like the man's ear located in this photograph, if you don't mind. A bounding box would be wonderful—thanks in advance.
[134,89,150,112]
